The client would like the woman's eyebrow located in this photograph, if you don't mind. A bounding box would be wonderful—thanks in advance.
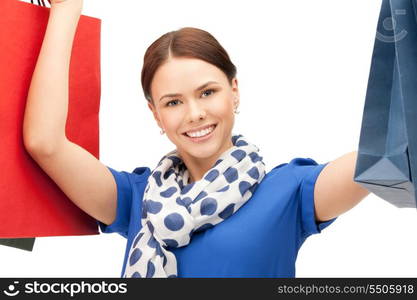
[195,81,219,92]
[159,81,219,102]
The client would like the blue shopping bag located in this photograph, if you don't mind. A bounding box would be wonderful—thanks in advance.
[354,0,417,208]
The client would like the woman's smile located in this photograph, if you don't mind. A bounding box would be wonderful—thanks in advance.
[182,124,217,143]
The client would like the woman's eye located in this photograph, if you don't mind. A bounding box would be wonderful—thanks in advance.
[202,89,215,97]
[166,99,180,107]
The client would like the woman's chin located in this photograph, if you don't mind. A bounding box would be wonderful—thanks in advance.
[178,142,221,160]
[184,148,218,160]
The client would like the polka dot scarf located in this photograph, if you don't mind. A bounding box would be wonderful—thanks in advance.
[123,134,266,278]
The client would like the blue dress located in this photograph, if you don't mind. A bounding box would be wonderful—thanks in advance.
[98,157,337,278]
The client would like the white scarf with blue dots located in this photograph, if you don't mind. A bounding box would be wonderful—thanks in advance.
[123,134,266,278]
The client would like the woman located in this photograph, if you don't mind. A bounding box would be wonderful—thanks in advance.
[23,0,370,278]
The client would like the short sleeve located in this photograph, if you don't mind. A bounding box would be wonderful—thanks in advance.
[97,166,150,238]
[289,157,337,238]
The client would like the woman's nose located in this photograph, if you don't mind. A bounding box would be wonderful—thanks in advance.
[187,100,206,122]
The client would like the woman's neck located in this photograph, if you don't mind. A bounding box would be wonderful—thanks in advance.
[180,140,233,184]
[184,155,218,184]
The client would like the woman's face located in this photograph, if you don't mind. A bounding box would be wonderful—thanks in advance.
[148,57,239,163]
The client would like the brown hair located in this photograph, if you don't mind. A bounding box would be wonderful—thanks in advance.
[141,27,237,104]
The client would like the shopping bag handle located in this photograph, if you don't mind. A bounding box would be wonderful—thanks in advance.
[30,0,51,7]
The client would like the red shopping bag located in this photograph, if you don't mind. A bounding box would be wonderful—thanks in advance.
[0,0,101,237]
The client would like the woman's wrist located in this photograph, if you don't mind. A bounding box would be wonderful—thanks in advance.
[50,0,83,15]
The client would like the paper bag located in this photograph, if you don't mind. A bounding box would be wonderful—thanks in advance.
[354,0,417,208]
[0,0,102,237]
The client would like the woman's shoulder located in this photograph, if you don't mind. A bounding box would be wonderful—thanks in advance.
[268,157,321,173]
[106,165,152,186]
[132,166,152,179]
[263,157,326,184]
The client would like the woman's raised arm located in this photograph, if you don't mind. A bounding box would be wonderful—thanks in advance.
[23,0,118,226]
[314,151,370,222]
[24,0,82,149]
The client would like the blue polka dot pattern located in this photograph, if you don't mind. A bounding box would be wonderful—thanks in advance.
[204,169,219,182]
[231,134,242,144]
[152,171,162,187]
[155,243,164,257]
[249,152,261,163]
[147,221,154,234]
[224,167,238,183]
[146,200,163,214]
[129,248,142,266]
[219,203,235,219]
[236,140,248,147]
[175,197,184,207]
[124,133,266,278]
[182,197,192,207]
[249,182,259,194]
[239,181,251,196]
[168,156,182,166]
[133,233,144,248]
[216,185,229,192]
[146,260,155,277]
[160,186,177,198]
[213,159,223,167]
[193,191,208,203]
[181,182,195,194]
[163,239,178,248]
[176,197,193,213]
[200,197,218,215]
[164,213,184,231]
[163,169,175,180]
[178,180,184,190]
[231,149,246,161]
[141,205,147,219]
[147,236,158,248]
[247,166,260,180]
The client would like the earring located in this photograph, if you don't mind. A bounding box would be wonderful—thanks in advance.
[234,96,239,114]
[160,129,165,135]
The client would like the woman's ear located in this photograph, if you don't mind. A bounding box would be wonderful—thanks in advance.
[147,101,163,130]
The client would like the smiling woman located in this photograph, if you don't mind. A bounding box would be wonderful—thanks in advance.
[23,0,368,279]
[99,26,353,278]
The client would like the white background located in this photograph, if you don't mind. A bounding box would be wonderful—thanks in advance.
[2,0,417,277]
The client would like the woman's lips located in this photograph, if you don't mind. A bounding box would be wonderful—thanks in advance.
[182,124,217,143]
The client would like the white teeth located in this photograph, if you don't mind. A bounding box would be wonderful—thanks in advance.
[186,125,215,138]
